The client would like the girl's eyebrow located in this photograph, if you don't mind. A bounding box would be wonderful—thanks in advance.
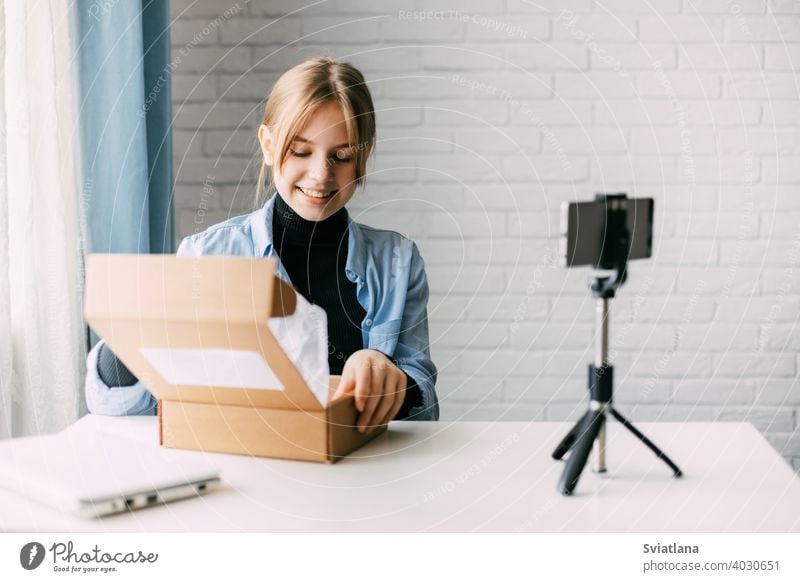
[294,136,351,149]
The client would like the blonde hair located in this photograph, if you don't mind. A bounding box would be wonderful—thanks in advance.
[255,57,376,208]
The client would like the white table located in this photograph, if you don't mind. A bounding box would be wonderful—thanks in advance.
[2,415,799,532]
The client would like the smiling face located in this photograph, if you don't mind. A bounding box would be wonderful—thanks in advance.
[259,101,360,222]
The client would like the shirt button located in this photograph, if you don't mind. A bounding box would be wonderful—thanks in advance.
[364,318,372,327]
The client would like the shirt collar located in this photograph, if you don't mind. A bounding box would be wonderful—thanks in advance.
[249,192,275,258]
[344,208,366,283]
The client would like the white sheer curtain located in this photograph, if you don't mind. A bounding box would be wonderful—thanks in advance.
[0,0,86,438]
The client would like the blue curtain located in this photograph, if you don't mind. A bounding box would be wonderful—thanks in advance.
[74,0,175,255]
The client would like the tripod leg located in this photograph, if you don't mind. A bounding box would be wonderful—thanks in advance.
[610,407,682,477]
[552,411,589,460]
[558,409,605,496]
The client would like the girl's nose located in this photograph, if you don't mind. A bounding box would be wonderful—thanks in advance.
[308,154,332,182]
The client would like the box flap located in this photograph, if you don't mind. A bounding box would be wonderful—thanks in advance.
[84,254,324,411]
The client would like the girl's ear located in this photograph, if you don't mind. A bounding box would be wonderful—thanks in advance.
[258,124,275,166]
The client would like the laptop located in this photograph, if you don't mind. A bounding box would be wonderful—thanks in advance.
[0,428,221,518]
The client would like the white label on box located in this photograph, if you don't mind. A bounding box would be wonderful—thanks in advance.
[140,347,285,391]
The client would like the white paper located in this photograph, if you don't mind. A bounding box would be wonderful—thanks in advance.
[267,293,330,407]
[140,347,285,391]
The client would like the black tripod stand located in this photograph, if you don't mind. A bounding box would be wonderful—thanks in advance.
[552,195,682,496]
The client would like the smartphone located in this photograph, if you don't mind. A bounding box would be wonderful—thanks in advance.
[560,195,654,268]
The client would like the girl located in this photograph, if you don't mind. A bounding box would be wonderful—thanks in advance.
[85,58,439,431]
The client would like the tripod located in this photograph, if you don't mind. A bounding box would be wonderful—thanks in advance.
[552,268,683,496]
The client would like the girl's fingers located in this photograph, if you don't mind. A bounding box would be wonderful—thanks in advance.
[333,367,355,399]
[340,353,407,433]
[387,374,407,423]
[353,357,372,413]
[357,378,381,434]
[355,361,377,428]
[369,376,397,433]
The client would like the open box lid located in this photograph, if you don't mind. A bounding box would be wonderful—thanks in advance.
[84,254,325,412]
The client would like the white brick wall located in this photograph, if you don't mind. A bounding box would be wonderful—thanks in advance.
[169,0,800,471]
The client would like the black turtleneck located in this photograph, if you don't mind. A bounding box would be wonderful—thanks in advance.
[97,195,423,419]
[271,194,365,375]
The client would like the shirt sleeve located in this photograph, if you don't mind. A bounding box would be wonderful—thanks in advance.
[395,373,423,419]
[84,339,158,416]
[392,242,439,421]
[96,342,138,387]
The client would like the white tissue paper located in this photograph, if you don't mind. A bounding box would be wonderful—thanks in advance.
[267,292,331,407]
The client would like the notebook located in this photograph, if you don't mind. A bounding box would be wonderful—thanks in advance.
[0,427,221,518]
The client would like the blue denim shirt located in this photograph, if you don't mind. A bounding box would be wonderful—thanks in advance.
[85,193,439,420]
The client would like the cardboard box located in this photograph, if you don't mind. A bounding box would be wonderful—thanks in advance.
[84,254,385,463]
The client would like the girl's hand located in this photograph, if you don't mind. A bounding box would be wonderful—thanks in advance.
[334,349,407,434]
